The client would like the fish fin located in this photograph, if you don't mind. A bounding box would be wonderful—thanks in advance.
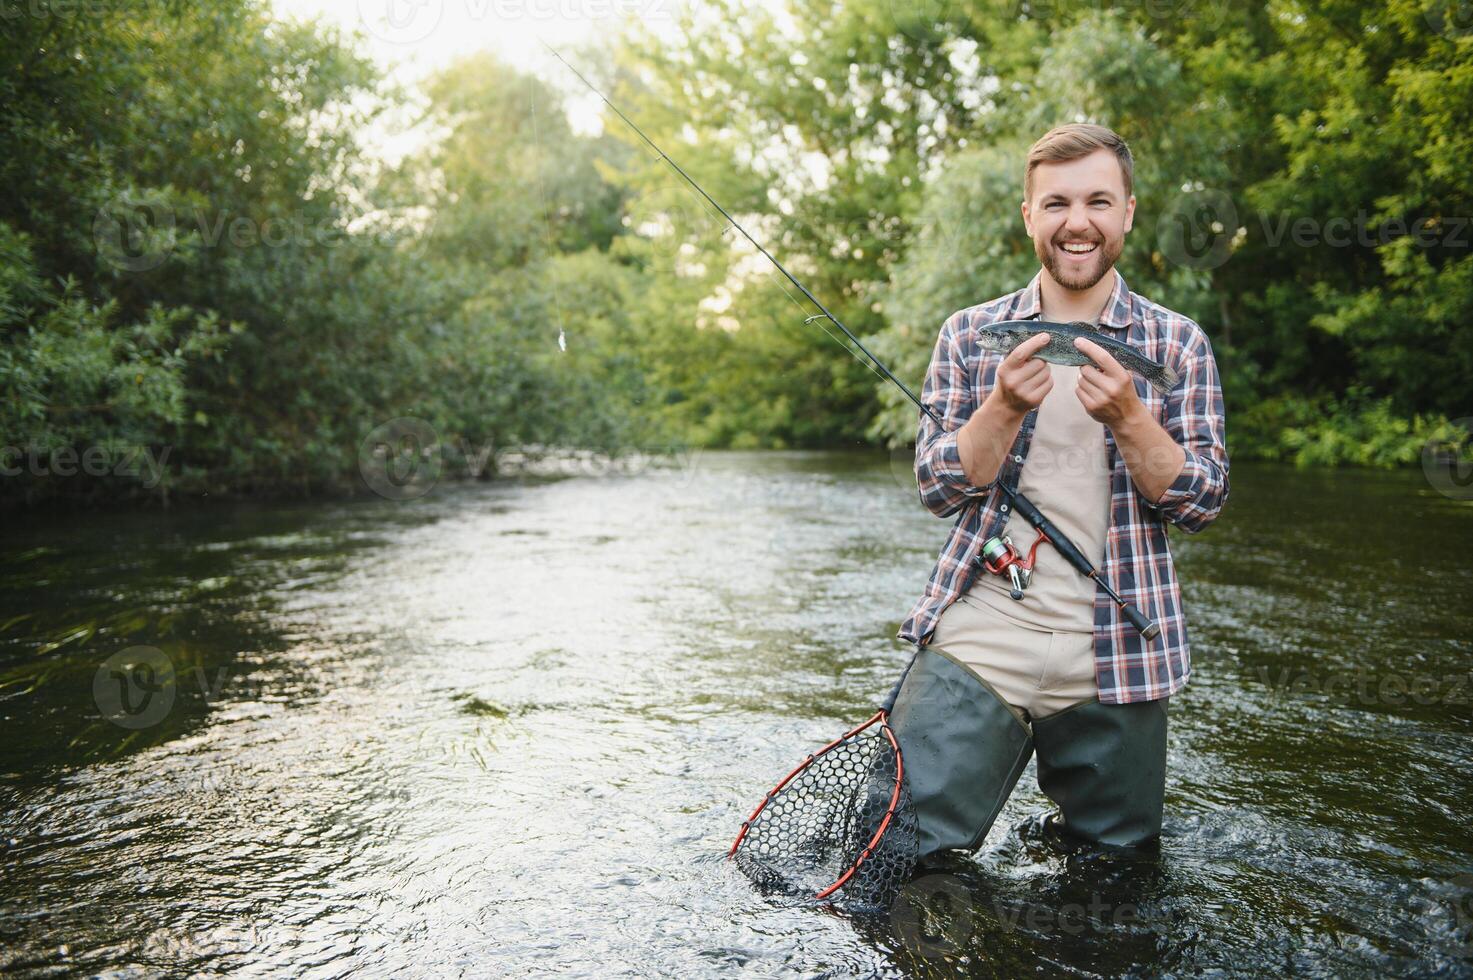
[1152,364,1181,394]
[1067,320,1102,333]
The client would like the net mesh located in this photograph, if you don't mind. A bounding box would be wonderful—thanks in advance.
[733,720,918,909]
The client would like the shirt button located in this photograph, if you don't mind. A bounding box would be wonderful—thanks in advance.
[1001,504,1009,512]
[1013,454,1022,463]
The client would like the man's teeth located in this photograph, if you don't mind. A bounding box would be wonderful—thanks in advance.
[1060,242,1097,254]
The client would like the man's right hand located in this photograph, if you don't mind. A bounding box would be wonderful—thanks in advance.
[956,332,1054,488]
[991,332,1054,417]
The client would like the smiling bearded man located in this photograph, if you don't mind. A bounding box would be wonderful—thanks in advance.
[888,124,1230,861]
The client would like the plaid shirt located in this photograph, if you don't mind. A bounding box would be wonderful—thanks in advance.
[898,270,1229,704]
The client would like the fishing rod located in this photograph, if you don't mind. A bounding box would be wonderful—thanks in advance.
[544,43,1158,640]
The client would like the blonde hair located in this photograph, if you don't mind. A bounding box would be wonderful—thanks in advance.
[1025,124,1133,200]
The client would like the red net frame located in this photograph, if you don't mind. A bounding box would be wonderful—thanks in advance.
[728,708,914,904]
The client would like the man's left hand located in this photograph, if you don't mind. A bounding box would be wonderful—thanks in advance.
[1073,336,1145,428]
[1072,336,1186,504]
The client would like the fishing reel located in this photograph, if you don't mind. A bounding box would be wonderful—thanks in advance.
[977,530,1051,600]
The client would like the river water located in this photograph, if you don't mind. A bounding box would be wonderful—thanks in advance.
[1,451,1469,977]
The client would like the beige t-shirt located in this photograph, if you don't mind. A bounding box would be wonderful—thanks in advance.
[965,361,1112,633]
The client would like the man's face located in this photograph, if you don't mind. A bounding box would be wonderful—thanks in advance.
[1021,148,1135,291]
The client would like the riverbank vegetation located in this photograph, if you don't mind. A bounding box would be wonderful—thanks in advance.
[2,0,1469,507]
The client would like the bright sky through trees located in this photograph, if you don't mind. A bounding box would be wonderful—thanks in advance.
[271,0,689,134]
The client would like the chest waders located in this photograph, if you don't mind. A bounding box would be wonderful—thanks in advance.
[888,644,1168,860]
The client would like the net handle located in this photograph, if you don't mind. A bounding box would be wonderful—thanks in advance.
[880,648,923,715]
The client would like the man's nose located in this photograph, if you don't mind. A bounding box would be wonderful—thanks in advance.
[1064,203,1093,234]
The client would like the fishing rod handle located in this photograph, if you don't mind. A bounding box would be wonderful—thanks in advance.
[1009,488,1161,639]
[1005,489,1093,576]
[1121,603,1161,640]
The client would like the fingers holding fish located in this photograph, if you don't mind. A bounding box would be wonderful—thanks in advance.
[1004,331,1053,367]
[1075,354,1142,426]
[1072,337,1128,380]
[995,333,1054,415]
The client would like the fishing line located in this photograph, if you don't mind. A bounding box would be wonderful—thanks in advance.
[538,42,1160,637]
[539,54,891,395]
[707,204,899,394]
[538,40,940,427]
[528,70,569,353]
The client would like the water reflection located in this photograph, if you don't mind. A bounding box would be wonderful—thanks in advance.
[0,453,1469,975]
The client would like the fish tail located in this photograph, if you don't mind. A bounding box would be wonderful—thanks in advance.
[1152,364,1180,394]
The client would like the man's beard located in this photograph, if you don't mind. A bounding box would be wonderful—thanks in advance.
[1035,232,1123,291]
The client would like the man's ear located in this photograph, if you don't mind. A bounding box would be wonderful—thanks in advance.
[1020,199,1033,237]
[1123,194,1136,234]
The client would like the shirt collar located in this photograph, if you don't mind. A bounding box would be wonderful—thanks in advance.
[1016,269,1134,331]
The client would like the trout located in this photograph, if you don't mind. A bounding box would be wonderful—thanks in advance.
[977,319,1180,394]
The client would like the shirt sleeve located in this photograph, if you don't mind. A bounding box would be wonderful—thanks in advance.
[914,313,993,518]
[1141,332,1229,533]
